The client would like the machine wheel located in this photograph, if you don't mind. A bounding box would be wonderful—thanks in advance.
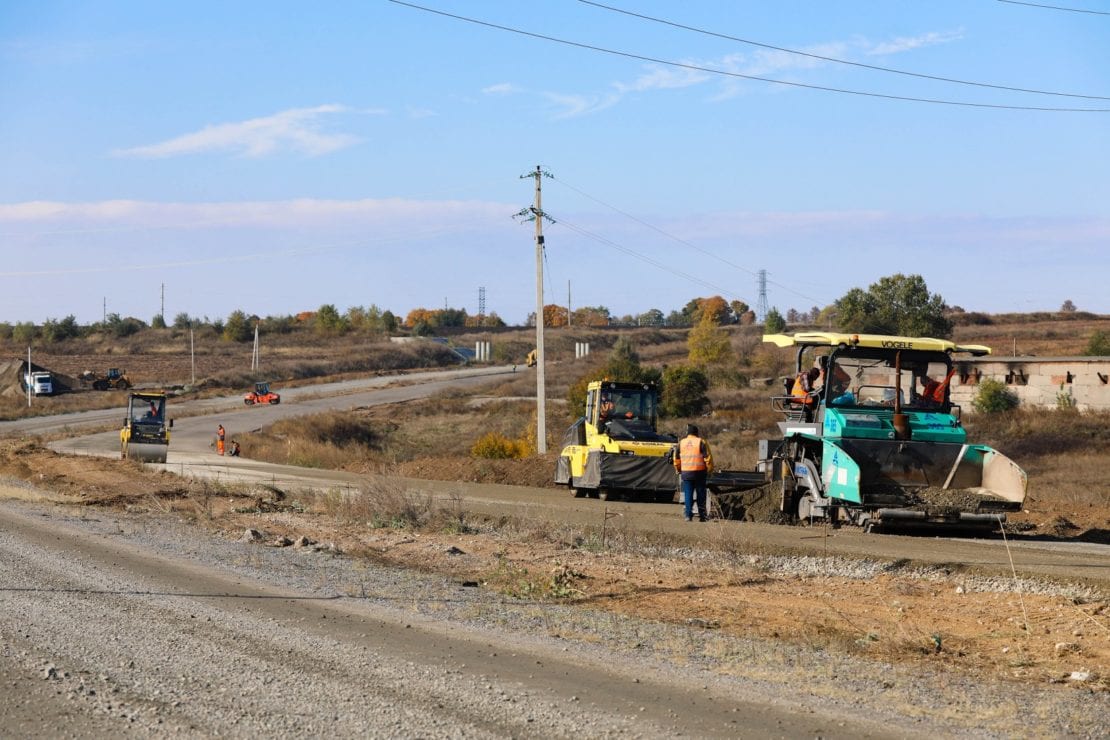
[244,398,254,406]
[268,398,279,404]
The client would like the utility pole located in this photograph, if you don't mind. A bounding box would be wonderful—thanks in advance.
[251,323,260,371]
[160,282,165,322]
[567,279,572,328]
[516,165,555,454]
[102,297,106,324]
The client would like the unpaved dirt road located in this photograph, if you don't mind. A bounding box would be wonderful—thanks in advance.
[0,500,904,738]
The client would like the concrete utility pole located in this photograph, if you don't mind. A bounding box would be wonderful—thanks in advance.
[516,165,555,454]
[160,282,165,322]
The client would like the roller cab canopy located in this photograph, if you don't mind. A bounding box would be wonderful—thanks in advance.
[763,332,991,357]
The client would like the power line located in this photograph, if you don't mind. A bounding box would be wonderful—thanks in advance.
[997,0,1110,15]
[387,0,1110,112]
[551,214,750,305]
[579,0,1110,101]
[550,176,827,306]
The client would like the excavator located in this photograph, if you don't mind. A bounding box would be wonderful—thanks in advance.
[244,381,281,405]
[554,380,679,502]
[120,391,172,463]
[760,332,1027,531]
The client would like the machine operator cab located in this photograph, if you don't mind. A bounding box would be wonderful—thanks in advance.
[585,381,671,443]
[766,332,991,427]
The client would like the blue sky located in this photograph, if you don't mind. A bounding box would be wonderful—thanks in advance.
[1,0,1107,326]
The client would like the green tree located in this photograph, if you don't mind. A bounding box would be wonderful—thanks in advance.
[687,313,733,367]
[222,310,253,342]
[151,314,167,329]
[659,365,710,417]
[972,379,1019,414]
[172,312,194,329]
[1084,330,1110,356]
[764,307,787,334]
[834,274,952,338]
[104,314,144,338]
[12,322,36,344]
[41,315,81,343]
[314,304,346,334]
[381,310,398,332]
[637,308,665,326]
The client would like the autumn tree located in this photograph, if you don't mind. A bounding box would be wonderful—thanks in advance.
[571,306,611,327]
[542,304,569,327]
[687,312,733,367]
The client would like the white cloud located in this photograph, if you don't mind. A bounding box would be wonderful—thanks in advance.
[542,91,619,118]
[113,105,360,159]
[867,29,964,56]
[482,82,520,95]
[0,198,515,231]
[612,65,709,94]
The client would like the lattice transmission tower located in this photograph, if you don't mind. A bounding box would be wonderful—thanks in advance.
[756,269,769,323]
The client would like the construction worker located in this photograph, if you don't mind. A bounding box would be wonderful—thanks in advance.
[216,424,226,456]
[919,368,957,407]
[673,424,713,522]
[599,392,615,422]
[791,368,821,406]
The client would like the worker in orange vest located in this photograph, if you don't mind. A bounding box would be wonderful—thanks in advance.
[791,368,821,406]
[216,424,226,456]
[673,424,713,522]
[919,368,957,407]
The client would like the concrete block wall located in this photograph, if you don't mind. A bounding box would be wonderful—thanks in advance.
[948,357,1110,412]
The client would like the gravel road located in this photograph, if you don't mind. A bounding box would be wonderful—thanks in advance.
[2,498,1106,738]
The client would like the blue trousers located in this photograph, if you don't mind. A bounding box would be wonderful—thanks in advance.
[681,475,708,519]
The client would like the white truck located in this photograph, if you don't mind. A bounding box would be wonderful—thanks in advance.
[24,371,54,396]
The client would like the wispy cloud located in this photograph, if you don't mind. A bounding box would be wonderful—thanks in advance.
[866,29,964,56]
[113,105,360,159]
[0,198,515,231]
[542,92,620,118]
[536,27,965,112]
[482,82,520,95]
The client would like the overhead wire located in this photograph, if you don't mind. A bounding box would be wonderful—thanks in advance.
[387,0,1110,112]
[550,213,751,305]
[579,0,1110,101]
[996,0,1110,15]
[551,176,828,307]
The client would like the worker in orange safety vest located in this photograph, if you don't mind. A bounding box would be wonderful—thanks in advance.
[919,367,957,406]
[673,424,713,522]
[216,424,226,456]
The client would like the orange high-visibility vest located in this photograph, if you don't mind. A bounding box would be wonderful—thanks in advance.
[678,436,708,472]
[922,368,957,403]
[791,374,815,406]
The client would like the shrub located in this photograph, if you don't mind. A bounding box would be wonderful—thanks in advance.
[471,432,530,459]
[972,378,1019,414]
[1084,330,1110,356]
[660,365,710,417]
